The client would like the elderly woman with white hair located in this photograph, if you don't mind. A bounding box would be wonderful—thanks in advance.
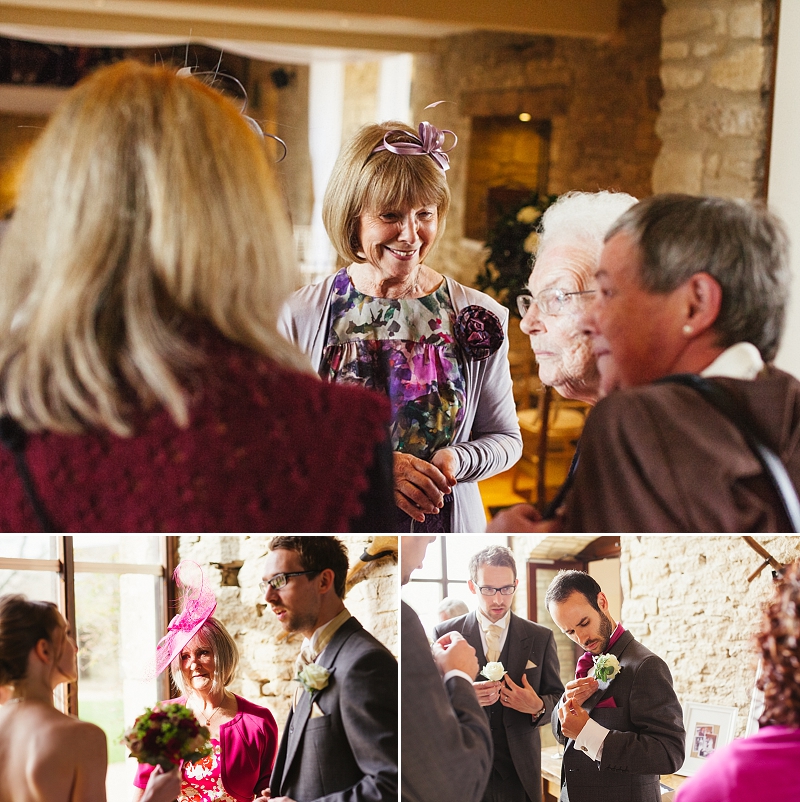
[518,190,638,404]
[489,190,636,533]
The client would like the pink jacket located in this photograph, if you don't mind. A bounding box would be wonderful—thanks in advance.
[133,695,278,802]
[675,725,800,802]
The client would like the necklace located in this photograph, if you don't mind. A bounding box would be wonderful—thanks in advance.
[198,704,223,727]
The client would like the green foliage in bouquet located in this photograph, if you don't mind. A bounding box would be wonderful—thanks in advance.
[476,191,558,314]
[122,702,211,771]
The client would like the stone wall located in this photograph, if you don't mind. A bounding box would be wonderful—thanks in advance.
[654,0,776,198]
[176,535,398,735]
[622,535,800,737]
[411,0,664,285]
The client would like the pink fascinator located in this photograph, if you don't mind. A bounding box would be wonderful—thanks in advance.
[372,118,457,172]
[152,561,217,678]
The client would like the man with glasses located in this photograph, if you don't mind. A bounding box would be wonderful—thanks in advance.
[434,545,563,802]
[262,536,397,802]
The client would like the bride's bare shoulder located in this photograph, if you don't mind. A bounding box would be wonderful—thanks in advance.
[3,706,106,770]
[35,712,107,759]
[0,707,107,802]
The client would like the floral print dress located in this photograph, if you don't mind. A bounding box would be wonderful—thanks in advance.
[179,739,235,802]
[320,268,467,529]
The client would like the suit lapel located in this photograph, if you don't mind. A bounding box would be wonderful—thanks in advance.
[280,617,358,785]
[463,612,486,674]
[584,629,634,714]
[505,613,529,680]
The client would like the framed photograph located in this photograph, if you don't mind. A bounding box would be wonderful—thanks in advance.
[676,702,738,776]
[745,660,764,737]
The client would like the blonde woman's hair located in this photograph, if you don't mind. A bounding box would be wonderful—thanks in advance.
[322,121,451,267]
[0,60,310,436]
[170,617,239,698]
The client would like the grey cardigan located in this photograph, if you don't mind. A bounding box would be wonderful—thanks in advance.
[277,272,522,532]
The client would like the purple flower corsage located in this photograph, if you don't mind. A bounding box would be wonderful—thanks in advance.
[454,306,504,361]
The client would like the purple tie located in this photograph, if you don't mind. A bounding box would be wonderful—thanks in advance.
[575,651,594,679]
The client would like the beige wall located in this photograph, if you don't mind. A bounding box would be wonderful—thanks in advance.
[622,535,800,737]
[409,0,664,285]
[654,0,775,198]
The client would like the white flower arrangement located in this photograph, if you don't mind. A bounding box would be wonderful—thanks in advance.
[480,661,507,682]
[296,662,330,695]
[591,654,621,690]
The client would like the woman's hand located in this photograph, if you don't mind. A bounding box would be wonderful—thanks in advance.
[393,452,452,522]
[141,765,181,802]
[431,448,459,488]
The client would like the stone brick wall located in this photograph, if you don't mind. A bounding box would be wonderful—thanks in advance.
[410,0,664,284]
[622,535,800,736]
[176,535,397,736]
[654,0,776,198]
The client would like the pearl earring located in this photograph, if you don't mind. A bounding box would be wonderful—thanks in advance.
[682,324,693,335]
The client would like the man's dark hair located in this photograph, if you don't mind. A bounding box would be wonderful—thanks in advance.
[545,569,603,613]
[269,536,349,598]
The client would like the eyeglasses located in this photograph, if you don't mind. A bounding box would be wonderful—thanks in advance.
[517,289,596,317]
[476,584,517,596]
[259,570,320,593]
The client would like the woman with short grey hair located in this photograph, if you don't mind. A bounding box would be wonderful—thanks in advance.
[566,193,799,531]
[519,190,637,404]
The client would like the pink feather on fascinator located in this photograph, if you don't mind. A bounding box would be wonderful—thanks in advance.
[150,561,217,679]
[372,108,457,173]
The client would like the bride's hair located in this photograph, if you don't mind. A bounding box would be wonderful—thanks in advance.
[0,594,63,686]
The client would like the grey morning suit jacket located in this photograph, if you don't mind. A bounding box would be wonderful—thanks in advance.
[270,616,398,802]
[553,629,685,802]
[434,610,564,802]
[401,601,493,802]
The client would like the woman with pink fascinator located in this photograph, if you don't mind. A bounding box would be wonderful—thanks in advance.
[133,562,278,802]
[279,117,521,533]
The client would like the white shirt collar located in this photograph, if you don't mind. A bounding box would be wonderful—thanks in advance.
[477,607,511,632]
[701,342,764,380]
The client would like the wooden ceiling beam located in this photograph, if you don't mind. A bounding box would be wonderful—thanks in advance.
[0,0,620,48]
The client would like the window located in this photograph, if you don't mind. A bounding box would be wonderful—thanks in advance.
[401,535,510,638]
[0,535,174,800]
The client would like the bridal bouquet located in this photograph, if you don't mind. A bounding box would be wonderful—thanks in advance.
[122,702,211,770]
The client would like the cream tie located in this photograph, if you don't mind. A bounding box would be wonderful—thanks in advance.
[485,623,502,663]
[292,643,316,711]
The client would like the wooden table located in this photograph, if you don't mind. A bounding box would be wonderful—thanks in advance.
[540,745,689,801]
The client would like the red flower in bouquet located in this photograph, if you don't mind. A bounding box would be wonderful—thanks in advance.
[122,702,211,770]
